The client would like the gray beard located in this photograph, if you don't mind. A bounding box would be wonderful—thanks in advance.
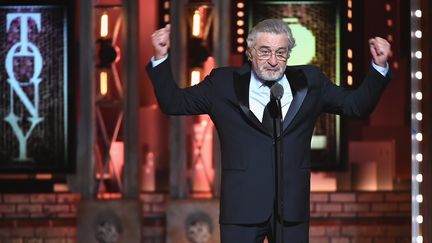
[253,68,285,82]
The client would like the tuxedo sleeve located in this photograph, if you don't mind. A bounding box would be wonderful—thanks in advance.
[320,67,392,117]
[145,58,213,115]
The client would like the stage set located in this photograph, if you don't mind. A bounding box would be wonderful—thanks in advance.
[0,0,430,242]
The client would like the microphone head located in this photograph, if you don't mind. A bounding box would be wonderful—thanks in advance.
[270,83,284,100]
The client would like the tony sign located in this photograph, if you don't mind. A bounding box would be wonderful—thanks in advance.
[4,13,43,161]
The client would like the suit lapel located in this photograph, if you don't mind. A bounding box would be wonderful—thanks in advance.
[283,67,308,132]
[233,63,269,135]
[233,64,309,136]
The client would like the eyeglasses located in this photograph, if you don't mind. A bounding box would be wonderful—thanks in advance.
[252,47,288,61]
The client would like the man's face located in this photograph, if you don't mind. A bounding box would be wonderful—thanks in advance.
[249,32,289,82]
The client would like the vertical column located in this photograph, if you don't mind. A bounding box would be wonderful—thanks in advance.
[76,0,96,199]
[211,0,230,197]
[169,0,189,199]
[123,0,140,199]
[77,1,142,242]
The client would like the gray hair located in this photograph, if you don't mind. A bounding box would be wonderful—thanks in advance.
[247,19,296,53]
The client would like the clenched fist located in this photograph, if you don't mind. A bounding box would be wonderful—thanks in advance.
[151,24,171,60]
[369,37,391,68]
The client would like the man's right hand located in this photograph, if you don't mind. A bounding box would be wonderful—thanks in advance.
[151,24,171,60]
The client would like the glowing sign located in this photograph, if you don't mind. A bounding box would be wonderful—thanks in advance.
[0,4,74,172]
[284,18,316,65]
[5,13,44,161]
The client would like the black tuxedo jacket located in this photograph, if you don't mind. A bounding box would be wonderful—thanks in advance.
[146,59,390,224]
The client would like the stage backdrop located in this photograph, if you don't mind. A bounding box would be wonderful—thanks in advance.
[0,2,74,172]
[249,0,345,170]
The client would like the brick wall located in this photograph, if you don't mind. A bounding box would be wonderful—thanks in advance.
[140,193,166,242]
[310,192,411,243]
[0,192,410,243]
[0,193,79,242]
[310,192,411,217]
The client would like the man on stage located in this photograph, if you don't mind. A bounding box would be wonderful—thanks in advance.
[147,19,391,243]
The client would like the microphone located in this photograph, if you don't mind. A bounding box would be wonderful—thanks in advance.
[270,83,284,100]
[270,82,285,243]
[269,83,284,119]
[269,84,285,243]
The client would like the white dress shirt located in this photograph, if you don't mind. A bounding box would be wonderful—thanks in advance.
[249,72,292,122]
[151,55,168,67]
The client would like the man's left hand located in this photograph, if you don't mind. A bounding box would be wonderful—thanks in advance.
[369,37,391,68]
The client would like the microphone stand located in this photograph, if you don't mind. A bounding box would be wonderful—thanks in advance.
[269,96,284,243]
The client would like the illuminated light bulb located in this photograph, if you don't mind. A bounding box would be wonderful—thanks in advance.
[387,34,393,42]
[415,71,422,79]
[416,215,423,224]
[237,11,244,17]
[192,10,201,37]
[416,174,423,182]
[237,20,245,26]
[191,70,201,86]
[347,23,352,32]
[415,112,422,121]
[347,75,353,86]
[415,51,422,59]
[347,62,353,72]
[415,30,422,38]
[415,92,422,100]
[416,194,423,203]
[164,1,170,9]
[237,46,245,53]
[237,2,245,9]
[347,0,352,8]
[347,9,352,19]
[164,14,170,23]
[385,4,391,12]
[347,49,353,58]
[237,37,244,44]
[416,153,423,162]
[414,10,422,18]
[100,71,108,96]
[387,19,393,27]
[415,133,423,141]
[100,13,109,37]
[237,28,244,35]
[416,236,423,243]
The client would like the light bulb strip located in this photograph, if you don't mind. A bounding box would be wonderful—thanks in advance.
[163,0,170,25]
[346,0,353,86]
[410,0,422,242]
[235,1,246,53]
